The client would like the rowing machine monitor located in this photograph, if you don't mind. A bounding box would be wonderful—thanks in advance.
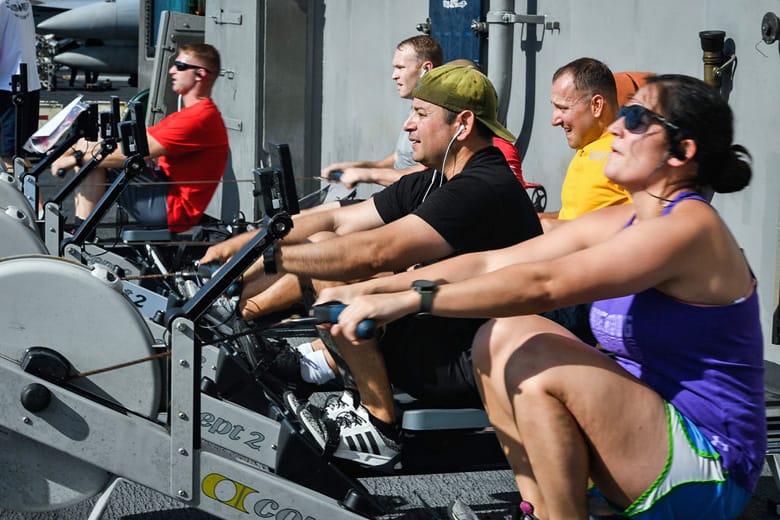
[253,142,301,220]
[99,96,121,140]
[80,103,100,142]
[118,101,149,158]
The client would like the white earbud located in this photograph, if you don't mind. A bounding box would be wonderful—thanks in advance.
[456,124,465,136]
[420,68,428,78]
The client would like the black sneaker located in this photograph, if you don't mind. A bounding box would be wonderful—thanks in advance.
[260,337,304,382]
[286,390,402,468]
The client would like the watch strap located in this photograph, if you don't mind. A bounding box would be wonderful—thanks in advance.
[263,244,277,275]
[418,289,434,314]
[412,280,437,316]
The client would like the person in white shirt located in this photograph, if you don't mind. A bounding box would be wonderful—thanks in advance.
[0,0,42,171]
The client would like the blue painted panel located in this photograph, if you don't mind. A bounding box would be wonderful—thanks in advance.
[428,0,485,65]
[152,1,203,45]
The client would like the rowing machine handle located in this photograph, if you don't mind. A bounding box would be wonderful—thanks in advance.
[312,302,376,339]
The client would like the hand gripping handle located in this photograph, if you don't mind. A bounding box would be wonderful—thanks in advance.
[312,302,376,339]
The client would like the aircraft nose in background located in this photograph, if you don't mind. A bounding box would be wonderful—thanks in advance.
[36,0,138,41]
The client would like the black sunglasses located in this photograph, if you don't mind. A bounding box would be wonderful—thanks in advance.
[617,104,680,135]
[173,60,211,74]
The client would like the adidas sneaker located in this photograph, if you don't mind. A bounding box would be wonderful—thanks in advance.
[286,390,402,467]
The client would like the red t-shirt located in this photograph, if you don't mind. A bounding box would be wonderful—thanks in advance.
[492,137,525,186]
[148,98,229,231]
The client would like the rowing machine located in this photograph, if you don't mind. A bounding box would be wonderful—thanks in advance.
[0,210,390,519]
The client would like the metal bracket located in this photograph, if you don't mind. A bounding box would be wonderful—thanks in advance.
[714,54,737,77]
[485,10,546,25]
[223,117,242,131]
[473,10,551,34]
[170,317,197,502]
[210,10,243,26]
[416,17,431,35]
[43,202,62,255]
[22,175,36,211]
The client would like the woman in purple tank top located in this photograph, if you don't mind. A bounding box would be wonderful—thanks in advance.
[318,74,762,519]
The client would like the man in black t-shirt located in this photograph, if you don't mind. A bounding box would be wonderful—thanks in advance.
[200,65,542,466]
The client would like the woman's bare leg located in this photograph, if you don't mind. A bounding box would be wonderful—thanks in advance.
[472,315,668,519]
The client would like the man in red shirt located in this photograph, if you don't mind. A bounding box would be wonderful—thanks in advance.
[53,43,228,232]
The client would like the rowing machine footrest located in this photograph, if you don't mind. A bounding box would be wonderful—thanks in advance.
[401,407,491,431]
[120,228,172,242]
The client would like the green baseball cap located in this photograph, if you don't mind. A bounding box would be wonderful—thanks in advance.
[412,64,516,143]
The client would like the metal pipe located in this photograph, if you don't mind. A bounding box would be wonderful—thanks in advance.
[699,30,726,89]
[486,0,515,123]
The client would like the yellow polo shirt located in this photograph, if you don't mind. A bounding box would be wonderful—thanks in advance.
[557,132,631,220]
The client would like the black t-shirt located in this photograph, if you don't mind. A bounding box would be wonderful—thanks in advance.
[372,146,543,403]
[373,146,542,256]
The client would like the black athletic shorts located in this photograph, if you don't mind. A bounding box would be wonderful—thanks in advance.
[378,315,486,408]
[109,161,168,227]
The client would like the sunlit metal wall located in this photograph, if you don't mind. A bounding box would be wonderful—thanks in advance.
[318,0,780,385]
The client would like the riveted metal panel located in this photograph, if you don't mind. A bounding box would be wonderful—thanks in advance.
[428,0,485,64]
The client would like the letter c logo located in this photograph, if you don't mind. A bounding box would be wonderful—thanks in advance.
[202,473,258,513]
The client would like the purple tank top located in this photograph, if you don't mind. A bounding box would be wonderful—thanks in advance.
[590,191,765,491]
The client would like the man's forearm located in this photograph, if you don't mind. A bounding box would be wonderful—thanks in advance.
[277,235,384,282]
[94,146,134,170]
[237,234,372,298]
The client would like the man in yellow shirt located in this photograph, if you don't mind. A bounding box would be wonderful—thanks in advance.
[540,57,631,231]
[536,58,633,343]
